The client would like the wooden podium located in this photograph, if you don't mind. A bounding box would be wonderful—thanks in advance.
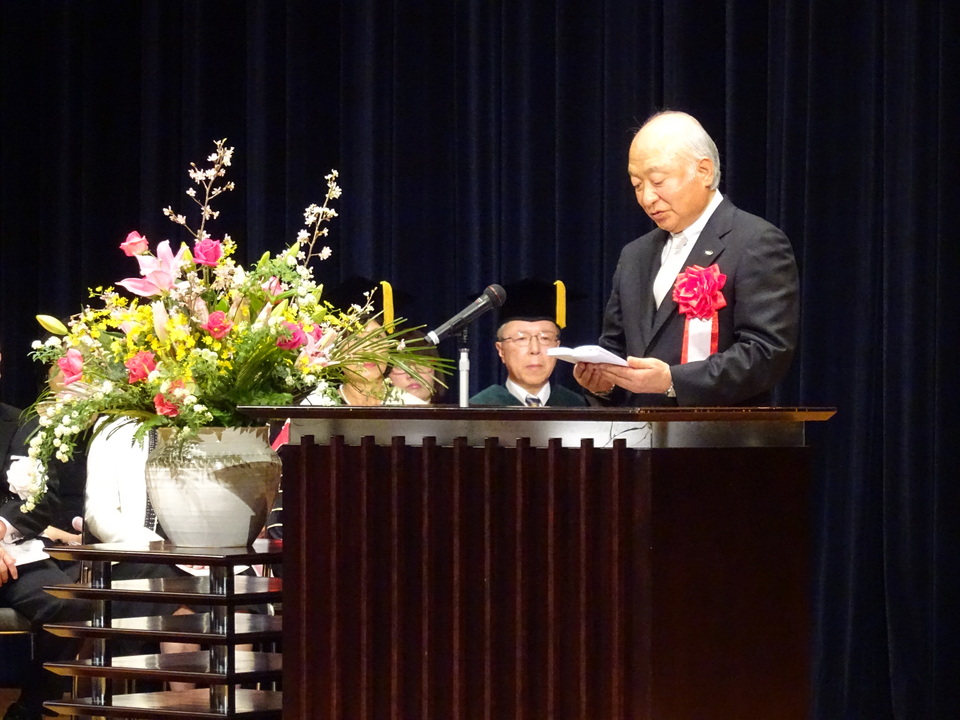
[245,405,833,720]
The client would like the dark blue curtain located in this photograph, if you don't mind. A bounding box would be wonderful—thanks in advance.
[1,2,958,717]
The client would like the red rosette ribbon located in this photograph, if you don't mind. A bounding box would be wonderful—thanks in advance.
[671,264,727,363]
[673,264,727,320]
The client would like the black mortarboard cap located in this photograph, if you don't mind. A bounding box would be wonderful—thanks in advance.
[496,278,570,328]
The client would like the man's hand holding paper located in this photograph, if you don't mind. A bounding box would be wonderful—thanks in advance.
[572,355,672,397]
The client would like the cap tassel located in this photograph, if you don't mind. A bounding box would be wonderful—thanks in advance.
[554,280,567,329]
[380,280,395,332]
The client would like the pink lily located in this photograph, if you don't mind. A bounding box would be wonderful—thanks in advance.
[151,301,170,342]
[261,276,283,303]
[296,325,337,368]
[117,240,186,297]
[57,348,84,385]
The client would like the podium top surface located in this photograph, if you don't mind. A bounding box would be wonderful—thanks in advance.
[240,406,834,449]
[241,405,835,423]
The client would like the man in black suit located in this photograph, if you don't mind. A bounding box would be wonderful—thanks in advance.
[575,111,799,406]
[1,346,89,720]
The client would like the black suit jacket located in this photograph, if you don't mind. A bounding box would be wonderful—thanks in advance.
[599,197,799,406]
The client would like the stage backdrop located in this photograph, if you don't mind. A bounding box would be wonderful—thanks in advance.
[1,2,958,718]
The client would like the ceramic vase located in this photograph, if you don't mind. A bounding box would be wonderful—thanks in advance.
[144,426,281,547]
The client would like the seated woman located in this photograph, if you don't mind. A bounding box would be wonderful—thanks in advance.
[386,329,447,404]
[306,277,433,407]
[299,317,427,407]
[336,319,427,406]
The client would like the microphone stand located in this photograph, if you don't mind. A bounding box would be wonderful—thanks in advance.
[457,327,470,408]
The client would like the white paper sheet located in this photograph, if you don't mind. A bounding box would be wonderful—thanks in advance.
[547,345,628,366]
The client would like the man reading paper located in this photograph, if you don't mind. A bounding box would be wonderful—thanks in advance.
[574,111,799,406]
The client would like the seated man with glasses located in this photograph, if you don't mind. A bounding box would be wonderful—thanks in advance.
[469,279,587,407]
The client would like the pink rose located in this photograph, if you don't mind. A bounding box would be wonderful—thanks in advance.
[125,351,157,383]
[201,310,233,340]
[153,380,185,417]
[276,321,307,350]
[193,238,223,267]
[153,394,179,417]
[120,231,149,256]
[672,265,728,320]
[56,348,84,385]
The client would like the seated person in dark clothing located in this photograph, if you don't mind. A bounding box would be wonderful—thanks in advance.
[469,279,587,407]
[1,345,91,720]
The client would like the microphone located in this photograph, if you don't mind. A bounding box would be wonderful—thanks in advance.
[425,284,506,345]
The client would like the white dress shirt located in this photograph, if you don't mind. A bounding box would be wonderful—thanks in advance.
[653,190,724,307]
[505,378,551,406]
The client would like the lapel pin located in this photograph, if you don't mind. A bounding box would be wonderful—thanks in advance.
[704,250,714,256]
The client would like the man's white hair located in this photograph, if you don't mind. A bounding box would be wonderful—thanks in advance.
[640,111,722,191]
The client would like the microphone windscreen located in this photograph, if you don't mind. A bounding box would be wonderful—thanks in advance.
[484,284,507,308]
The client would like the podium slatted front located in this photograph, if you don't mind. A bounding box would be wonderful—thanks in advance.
[259,406,830,720]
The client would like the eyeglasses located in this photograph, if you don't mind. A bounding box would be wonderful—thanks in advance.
[498,331,560,347]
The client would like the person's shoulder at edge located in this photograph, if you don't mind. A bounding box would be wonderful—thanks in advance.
[0,401,21,421]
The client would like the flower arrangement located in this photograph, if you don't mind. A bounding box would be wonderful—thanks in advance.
[19,140,442,509]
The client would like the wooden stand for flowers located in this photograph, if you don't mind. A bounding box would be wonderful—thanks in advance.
[42,540,282,719]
